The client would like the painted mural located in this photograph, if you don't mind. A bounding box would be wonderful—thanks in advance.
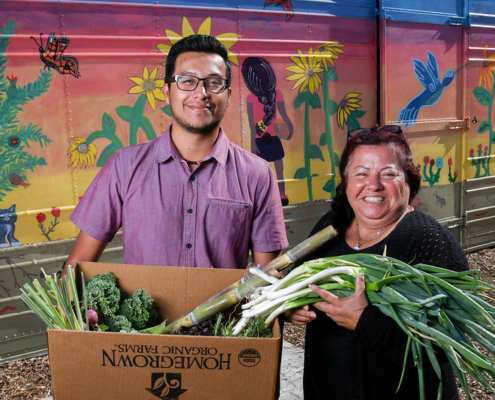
[0,1,493,253]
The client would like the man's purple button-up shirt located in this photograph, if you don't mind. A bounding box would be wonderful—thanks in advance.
[70,127,288,268]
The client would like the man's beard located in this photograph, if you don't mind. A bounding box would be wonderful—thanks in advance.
[173,115,222,135]
[170,104,226,135]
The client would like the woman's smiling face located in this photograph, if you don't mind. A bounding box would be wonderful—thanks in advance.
[345,144,410,228]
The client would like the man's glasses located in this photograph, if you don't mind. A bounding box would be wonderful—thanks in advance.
[347,125,402,139]
[172,75,229,94]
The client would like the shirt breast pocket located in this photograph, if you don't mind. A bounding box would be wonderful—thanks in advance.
[205,198,252,247]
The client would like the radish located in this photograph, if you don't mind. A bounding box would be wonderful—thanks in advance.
[87,309,98,326]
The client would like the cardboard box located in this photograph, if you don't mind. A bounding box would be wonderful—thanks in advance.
[47,262,281,400]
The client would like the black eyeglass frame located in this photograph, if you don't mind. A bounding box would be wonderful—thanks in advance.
[171,75,230,94]
[347,125,403,139]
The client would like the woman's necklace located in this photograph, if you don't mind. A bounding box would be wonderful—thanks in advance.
[354,219,391,251]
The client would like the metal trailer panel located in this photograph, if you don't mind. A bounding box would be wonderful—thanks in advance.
[0,0,378,362]
[1,0,495,363]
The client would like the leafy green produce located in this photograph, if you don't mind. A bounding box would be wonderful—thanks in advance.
[84,272,127,322]
[21,267,164,335]
[119,289,158,330]
[107,314,133,333]
[237,254,495,400]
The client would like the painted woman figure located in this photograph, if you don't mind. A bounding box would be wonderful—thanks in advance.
[242,57,293,205]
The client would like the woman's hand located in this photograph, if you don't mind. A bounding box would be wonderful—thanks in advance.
[283,305,316,325]
[310,273,368,330]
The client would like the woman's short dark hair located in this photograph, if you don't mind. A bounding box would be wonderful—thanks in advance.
[331,130,420,235]
[164,34,232,86]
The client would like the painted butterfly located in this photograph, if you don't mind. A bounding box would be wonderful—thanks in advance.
[30,32,81,78]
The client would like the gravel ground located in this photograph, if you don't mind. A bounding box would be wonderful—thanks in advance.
[1,248,494,400]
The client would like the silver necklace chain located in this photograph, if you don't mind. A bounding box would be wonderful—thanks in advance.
[354,219,391,251]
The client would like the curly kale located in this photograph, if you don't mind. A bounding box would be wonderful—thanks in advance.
[83,273,158,333]
[84,272,127,322]
[119,289,158,330]
[107,315,133,333]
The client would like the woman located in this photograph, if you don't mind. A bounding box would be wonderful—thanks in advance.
[242,57,294,205]
[284,125,468,399]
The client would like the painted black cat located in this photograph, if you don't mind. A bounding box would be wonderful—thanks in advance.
[0,204,21,247]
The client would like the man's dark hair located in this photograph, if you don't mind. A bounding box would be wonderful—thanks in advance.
[165,34,232,86]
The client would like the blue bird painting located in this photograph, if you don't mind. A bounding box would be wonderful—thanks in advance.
[398,51,455,129]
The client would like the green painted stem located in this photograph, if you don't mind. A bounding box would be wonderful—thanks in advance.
[488,72,495,176]
[130,94,147,146]
[304,92,313,201]
[322,70,336,196]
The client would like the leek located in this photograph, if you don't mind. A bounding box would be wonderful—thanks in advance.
[235,253,495,400]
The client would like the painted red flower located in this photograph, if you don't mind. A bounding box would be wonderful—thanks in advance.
[454,171,458,178]
[484,146,488,153]
[51,207,61,218]
[423,156,430,165]
[448,158,452,167]
[470,148,475,157]
[478,143,483,151]
[36,213,46,223]
[430,159,435,166]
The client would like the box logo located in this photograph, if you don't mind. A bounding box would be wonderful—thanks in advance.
[146,372,188,399]
[238,348,261,367]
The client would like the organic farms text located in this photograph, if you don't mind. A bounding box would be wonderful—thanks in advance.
[102,344,231,370]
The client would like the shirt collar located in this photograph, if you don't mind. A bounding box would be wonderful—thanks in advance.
[156,125,229,167]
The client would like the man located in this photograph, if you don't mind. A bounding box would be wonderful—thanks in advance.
[65,34,288,270]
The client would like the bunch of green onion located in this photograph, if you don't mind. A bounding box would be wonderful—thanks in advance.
[235,253,495,400]
[20,266,86,331]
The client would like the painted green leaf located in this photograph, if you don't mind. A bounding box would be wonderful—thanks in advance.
[97,144,119,168]
[331,151,340,166]
[319,132,327,146]
[294,167,307,180]
[102,112,116,135]
[139,116,157,140]
[478,121,490,133]
[116,105,133,122]
[309,92,322,109]
[347,114,361,132]
[324,67,338,82]
[473,87,491,106]
[327,99,338,116]
[352,110,366,118]
[309,144,324,161]
[161,104,173,117]
[323,178,335,193]
[294,92,308,110]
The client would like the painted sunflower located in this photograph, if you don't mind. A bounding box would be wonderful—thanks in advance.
[479,45,495,89]
[128,66,166,110]
[157,17,240,65]
[337,92,362,128]
[285,48,324,94]
[68,138,97,169]
[314,41,345,70]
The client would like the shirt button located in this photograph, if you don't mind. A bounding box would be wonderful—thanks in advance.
[186,243,192,249]
[190,176,196,181]
[187,209,193,214]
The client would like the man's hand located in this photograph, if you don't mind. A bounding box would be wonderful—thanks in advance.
[310,273,368,330]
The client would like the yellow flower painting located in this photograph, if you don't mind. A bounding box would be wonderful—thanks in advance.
[128,66,166,111]
[479,45,495,89]
[285,48,324,94]
[156,17,240,65]
[314,41,345,70]
[68,138,97,169]
[337,92,362,128]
